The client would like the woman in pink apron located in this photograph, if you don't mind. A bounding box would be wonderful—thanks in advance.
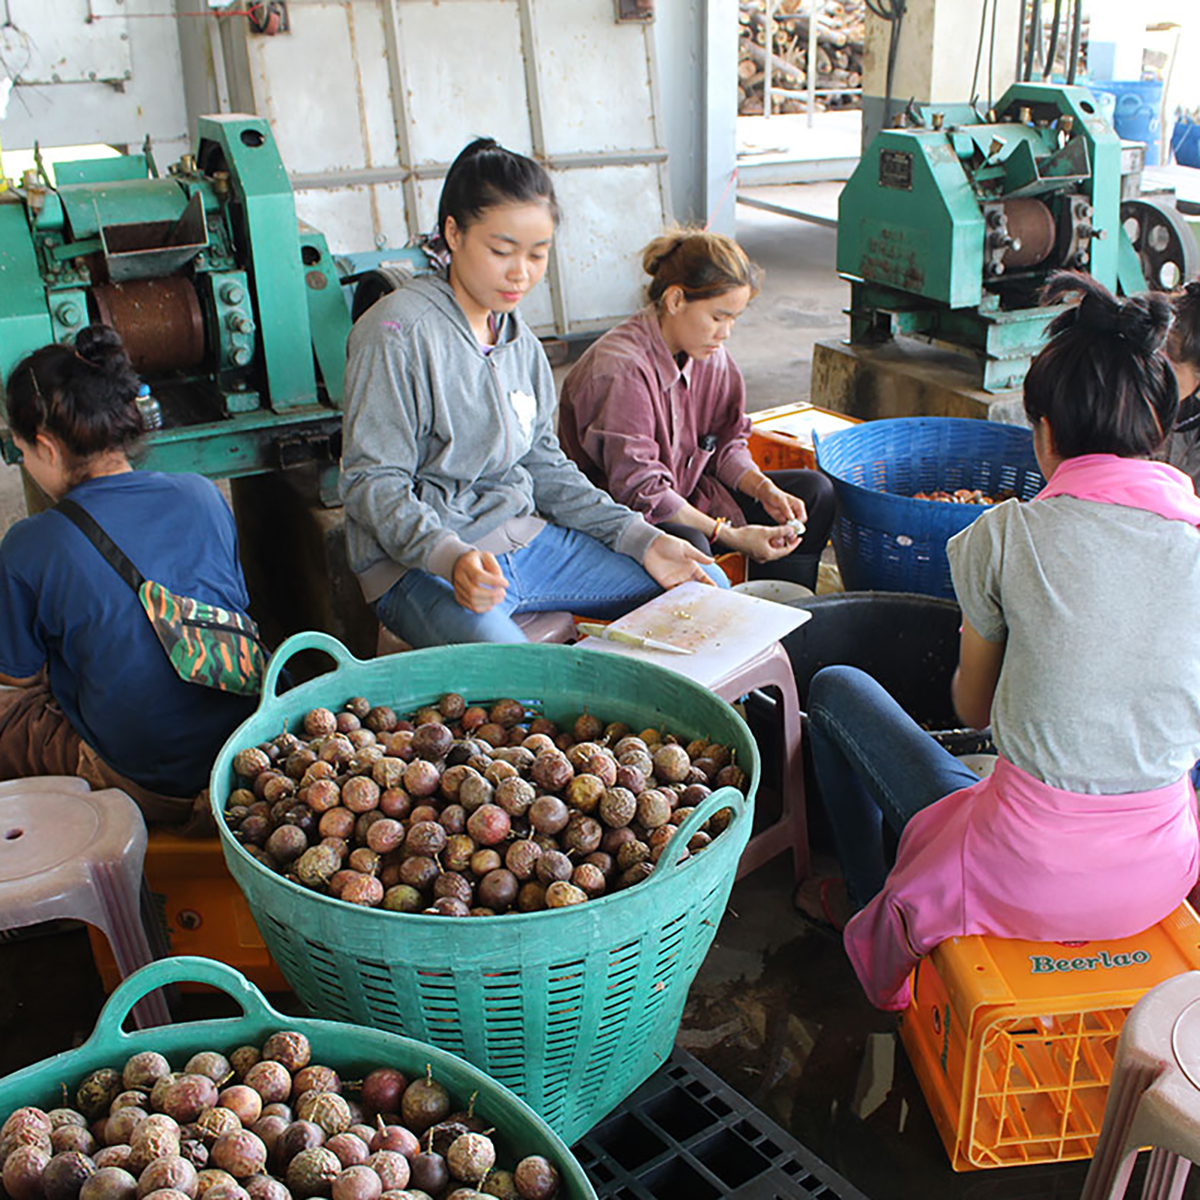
[810,272,1200,1010]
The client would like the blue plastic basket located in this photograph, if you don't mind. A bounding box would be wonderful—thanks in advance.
[814,417,1044,598]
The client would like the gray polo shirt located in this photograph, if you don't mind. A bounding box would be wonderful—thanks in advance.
[947,495,1200,794]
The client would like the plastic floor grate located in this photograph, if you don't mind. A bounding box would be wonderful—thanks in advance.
[572,1046,871,1199]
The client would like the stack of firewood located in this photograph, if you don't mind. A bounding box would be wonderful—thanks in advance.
[738,0,865,115]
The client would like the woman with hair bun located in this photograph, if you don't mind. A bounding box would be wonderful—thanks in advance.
[341,139,721,648]
[807,272,1200,1010]
[1162,279,1200,485]
[0,325,258,825]
[558,227,835,587]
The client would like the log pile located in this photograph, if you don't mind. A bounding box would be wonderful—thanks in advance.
[739,0,865,116]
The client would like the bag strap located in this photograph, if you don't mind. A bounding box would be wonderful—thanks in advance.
[56,498,147,594]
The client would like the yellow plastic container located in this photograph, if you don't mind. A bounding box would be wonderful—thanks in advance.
[899,903,1200,1171]
[87,829,288,994]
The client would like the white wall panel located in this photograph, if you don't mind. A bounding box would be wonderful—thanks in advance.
[246,6,369,173]
[533,2,656,154]
[553,164,662,326]
[393,0,532,164]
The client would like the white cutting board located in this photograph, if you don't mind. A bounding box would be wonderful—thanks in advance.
[576,581,811,686]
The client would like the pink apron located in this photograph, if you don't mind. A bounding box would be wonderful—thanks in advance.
[844,455,1200,1011]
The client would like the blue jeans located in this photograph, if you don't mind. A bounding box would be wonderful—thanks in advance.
[376,523,728,648]
[808,664,980,910]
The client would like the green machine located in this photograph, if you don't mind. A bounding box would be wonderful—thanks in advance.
[0,115,355,483]
[838,82,1156,392]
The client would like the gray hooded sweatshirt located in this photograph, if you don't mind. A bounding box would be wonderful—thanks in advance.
[340,275,659,602]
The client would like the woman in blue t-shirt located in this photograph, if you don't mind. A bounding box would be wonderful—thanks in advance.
[0,325,258,826]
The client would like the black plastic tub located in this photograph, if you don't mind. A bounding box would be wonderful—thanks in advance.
[746,591,992,852]
[783,591,984,751]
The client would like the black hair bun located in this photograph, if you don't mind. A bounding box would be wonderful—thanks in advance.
[1116,292,1172,356]
[75,324,134,375]
[1042,270,1170,356]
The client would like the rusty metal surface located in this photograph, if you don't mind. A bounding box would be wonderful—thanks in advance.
[90,277,205,374]
[1000,198,1056,269]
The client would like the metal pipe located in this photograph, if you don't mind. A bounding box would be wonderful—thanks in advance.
[1043,0,1062,79]
[807,0,817,128]
[1014,0,1027,81]
[763,0,774,120]
[1026,0,1042,80]
[988,0,998,113]
[1066,0,1081,85]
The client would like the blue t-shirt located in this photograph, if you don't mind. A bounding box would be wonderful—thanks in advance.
[0,472,258,795]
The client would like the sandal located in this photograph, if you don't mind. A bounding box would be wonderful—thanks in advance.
[794,874,851,934]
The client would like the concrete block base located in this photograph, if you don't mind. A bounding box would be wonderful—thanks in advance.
[810,338,1026,423]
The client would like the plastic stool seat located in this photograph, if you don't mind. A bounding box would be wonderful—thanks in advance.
[514,611,577,644]
[711,640,808,884]
[0,777,170,1028]
[1082,970,1200,1200]
[376,610,577,656]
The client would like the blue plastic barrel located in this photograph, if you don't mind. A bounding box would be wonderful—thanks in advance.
[1089,80,1163,165]
[1172,120,1200,170]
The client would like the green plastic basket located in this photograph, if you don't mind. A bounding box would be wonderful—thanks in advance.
[209,633,759,1144]
[0,956,596,1200]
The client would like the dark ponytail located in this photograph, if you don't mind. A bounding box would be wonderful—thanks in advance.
[6,324,144,461]
[1023,272,1177,458]
[437,137,559,241]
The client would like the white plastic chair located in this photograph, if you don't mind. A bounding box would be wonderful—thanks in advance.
[0,776,171,1028]
[1081,970,1200,1200]
[712,641,808,884]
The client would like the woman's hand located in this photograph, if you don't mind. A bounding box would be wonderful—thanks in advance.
[452,550,509,613]
[755,479,808,527]
[644,534,717,589]
[721,523,800,564]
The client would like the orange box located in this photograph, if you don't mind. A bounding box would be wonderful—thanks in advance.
[748,402,862,473]
[88,829,289,994]
[899,903,1200,1171]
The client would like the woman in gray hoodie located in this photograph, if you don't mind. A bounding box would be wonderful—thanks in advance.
[341,138,723,648]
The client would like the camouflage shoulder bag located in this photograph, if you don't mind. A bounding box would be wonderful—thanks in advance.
[57,498,265,697]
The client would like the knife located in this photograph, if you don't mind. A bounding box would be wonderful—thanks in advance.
[576,622,693,655]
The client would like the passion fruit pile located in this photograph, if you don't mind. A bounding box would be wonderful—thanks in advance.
[224,696,746,916]
[0,1031,561,1200]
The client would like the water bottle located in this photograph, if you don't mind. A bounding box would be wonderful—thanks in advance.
[135,382,163,431]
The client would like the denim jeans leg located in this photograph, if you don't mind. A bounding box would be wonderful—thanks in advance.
[808,664,982,909]
[375,569,526,647]
[506,524,726,617]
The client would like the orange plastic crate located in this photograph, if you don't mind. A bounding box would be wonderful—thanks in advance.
[898,902,1200,1171]
[88,829,288,994]
[748,403,861,474]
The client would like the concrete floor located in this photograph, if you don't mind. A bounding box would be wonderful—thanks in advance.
[0,193,1187,1198]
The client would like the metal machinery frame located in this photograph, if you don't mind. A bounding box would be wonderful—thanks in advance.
[0,116,353,488]
[837,82,1126,392]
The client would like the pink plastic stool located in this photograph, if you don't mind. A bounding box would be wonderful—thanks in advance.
[712,640,808,885]
[1082,970,1200,1200]
[376,610,577,656]
[0,777,171,1028]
